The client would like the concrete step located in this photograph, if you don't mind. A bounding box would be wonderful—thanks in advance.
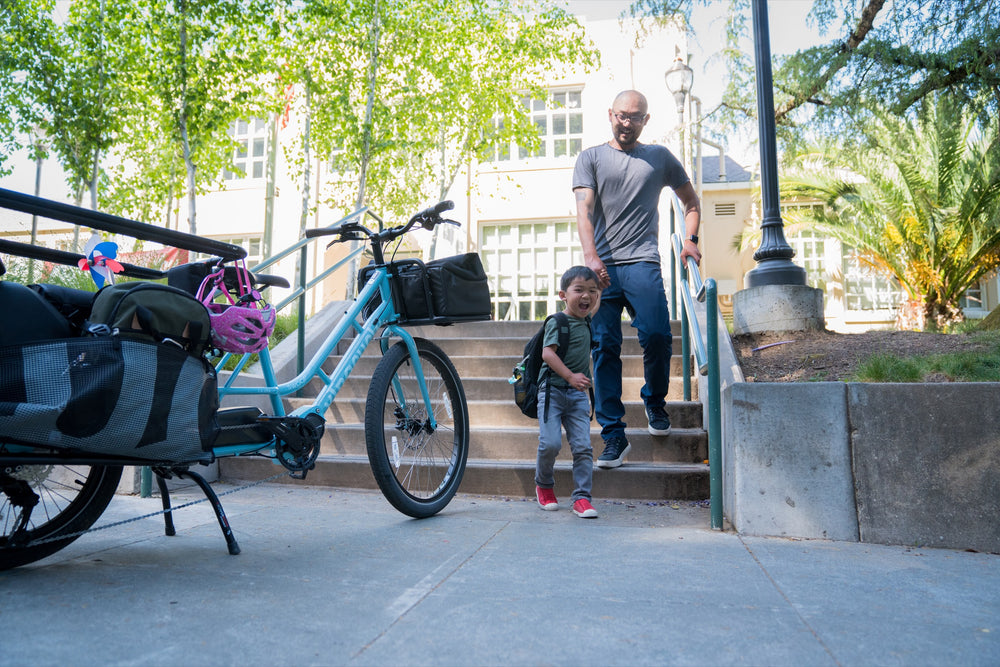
[401,320,685,338]
[305,422,705,463]
[304,371,698,402]
[285,397,703,431]
[318,353,695,385]
[219,455,709,501]
[339,335,685,358]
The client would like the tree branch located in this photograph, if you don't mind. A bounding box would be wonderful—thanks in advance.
[774,0,885,122]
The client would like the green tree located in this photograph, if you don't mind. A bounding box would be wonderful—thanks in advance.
[628,0,1000,154]
[0,0,49,177]
[1,0,125,210]
[285,0,598,224]
[774,93,1000,330]
[102,0,285,234]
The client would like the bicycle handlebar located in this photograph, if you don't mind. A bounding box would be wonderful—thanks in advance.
[304,201,458,248]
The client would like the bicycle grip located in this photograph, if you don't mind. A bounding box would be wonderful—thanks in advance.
[418,201,454,219]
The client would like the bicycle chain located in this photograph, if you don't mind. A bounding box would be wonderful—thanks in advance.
[7,470,292,549]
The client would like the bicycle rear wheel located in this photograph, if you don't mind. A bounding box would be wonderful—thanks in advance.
[365,338,469,518]
[0,464,123,570]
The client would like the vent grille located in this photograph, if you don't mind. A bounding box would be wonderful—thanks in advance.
[715,202,736,216]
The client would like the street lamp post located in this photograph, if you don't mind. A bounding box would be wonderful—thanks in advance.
[664,52,693,171]
[744,0,805,288]
[731,0,823,335]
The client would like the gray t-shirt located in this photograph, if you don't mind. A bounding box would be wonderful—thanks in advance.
[572,142,689,265]
[538,315,592,388]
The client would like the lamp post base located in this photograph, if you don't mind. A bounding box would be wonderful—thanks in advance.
[744,258,807,288]
[732,283,825,335]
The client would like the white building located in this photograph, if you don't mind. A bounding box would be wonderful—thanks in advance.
[2,2,995,330]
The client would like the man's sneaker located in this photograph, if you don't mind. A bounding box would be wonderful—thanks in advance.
[572,498,598,518]
[596,435,630,469]
[536,486,558,511]
[646,405,672,436]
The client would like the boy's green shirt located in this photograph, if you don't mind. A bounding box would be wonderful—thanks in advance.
[538,314,592,387]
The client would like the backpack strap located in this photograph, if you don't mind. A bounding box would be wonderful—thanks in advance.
[584,314,595,419]
[541,311,575,422]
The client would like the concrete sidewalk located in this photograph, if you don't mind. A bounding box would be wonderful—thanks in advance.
[1,483,997,666]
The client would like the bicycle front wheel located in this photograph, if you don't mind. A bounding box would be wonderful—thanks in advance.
[0,464,123,570]
[365,338,469,518]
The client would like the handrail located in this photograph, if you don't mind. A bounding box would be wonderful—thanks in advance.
[0,187,246,260]
[246,207,381,378]
[667,192,724,531]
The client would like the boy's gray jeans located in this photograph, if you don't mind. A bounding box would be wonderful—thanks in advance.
[535,384,594,501]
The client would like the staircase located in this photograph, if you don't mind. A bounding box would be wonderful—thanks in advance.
[219,319,709,501]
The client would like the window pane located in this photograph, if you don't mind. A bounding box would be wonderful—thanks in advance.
[569,113,583,134]
[252,161,264,178]
[554,139,567,157]
[553,115,566,135]
[253,138,265,158]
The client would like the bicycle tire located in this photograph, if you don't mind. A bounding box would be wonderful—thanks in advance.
[365,338,469,518]
[0,464,123,570]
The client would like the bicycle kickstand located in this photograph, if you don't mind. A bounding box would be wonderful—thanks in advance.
[154,474,177,537]
[154,467,241,556]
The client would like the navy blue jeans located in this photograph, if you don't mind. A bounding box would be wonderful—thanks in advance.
[591,261,672,440]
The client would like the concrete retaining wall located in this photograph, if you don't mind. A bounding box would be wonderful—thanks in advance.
[724,382,1000,553]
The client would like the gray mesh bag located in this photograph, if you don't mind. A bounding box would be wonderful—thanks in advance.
[0,336,218,463]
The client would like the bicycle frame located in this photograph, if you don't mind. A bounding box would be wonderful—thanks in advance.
[212,264,438,460]
[0,189,439,469]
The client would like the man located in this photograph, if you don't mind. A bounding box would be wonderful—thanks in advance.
[572,89,702,469]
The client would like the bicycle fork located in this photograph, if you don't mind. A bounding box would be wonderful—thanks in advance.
[382,325,438,433]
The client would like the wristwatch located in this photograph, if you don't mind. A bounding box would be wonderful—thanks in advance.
[686,234,699,244]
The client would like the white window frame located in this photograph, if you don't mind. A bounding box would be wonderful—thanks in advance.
[480,219,583,321]
[491,88,584,164]
[224,118,269,182]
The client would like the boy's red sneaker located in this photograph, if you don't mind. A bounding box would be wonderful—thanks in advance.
[536,486,558,511]
[572,498,598,518]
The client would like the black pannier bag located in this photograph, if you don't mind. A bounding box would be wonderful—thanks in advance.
[0,336,218,463]
[357,252,492,325]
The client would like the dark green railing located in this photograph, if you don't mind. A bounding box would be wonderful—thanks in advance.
[667,195,724,530]
[248,207,378,377]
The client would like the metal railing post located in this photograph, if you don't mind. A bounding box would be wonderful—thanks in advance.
[297,245,308,380]
[706,278,723,530]
[681,260,691,402]
[667,192,724,530]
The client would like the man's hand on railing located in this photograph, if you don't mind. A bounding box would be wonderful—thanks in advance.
[680,237,702,265]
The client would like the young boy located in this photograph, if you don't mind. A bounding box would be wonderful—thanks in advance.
[535,266,602,518]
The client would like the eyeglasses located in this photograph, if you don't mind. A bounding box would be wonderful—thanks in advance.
[613,112,647,125]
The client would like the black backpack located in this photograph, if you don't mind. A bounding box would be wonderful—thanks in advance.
[511,312,593,420]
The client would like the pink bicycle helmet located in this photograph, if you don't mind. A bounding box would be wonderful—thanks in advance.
[196,262,277,354]
[206,301,276,354]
